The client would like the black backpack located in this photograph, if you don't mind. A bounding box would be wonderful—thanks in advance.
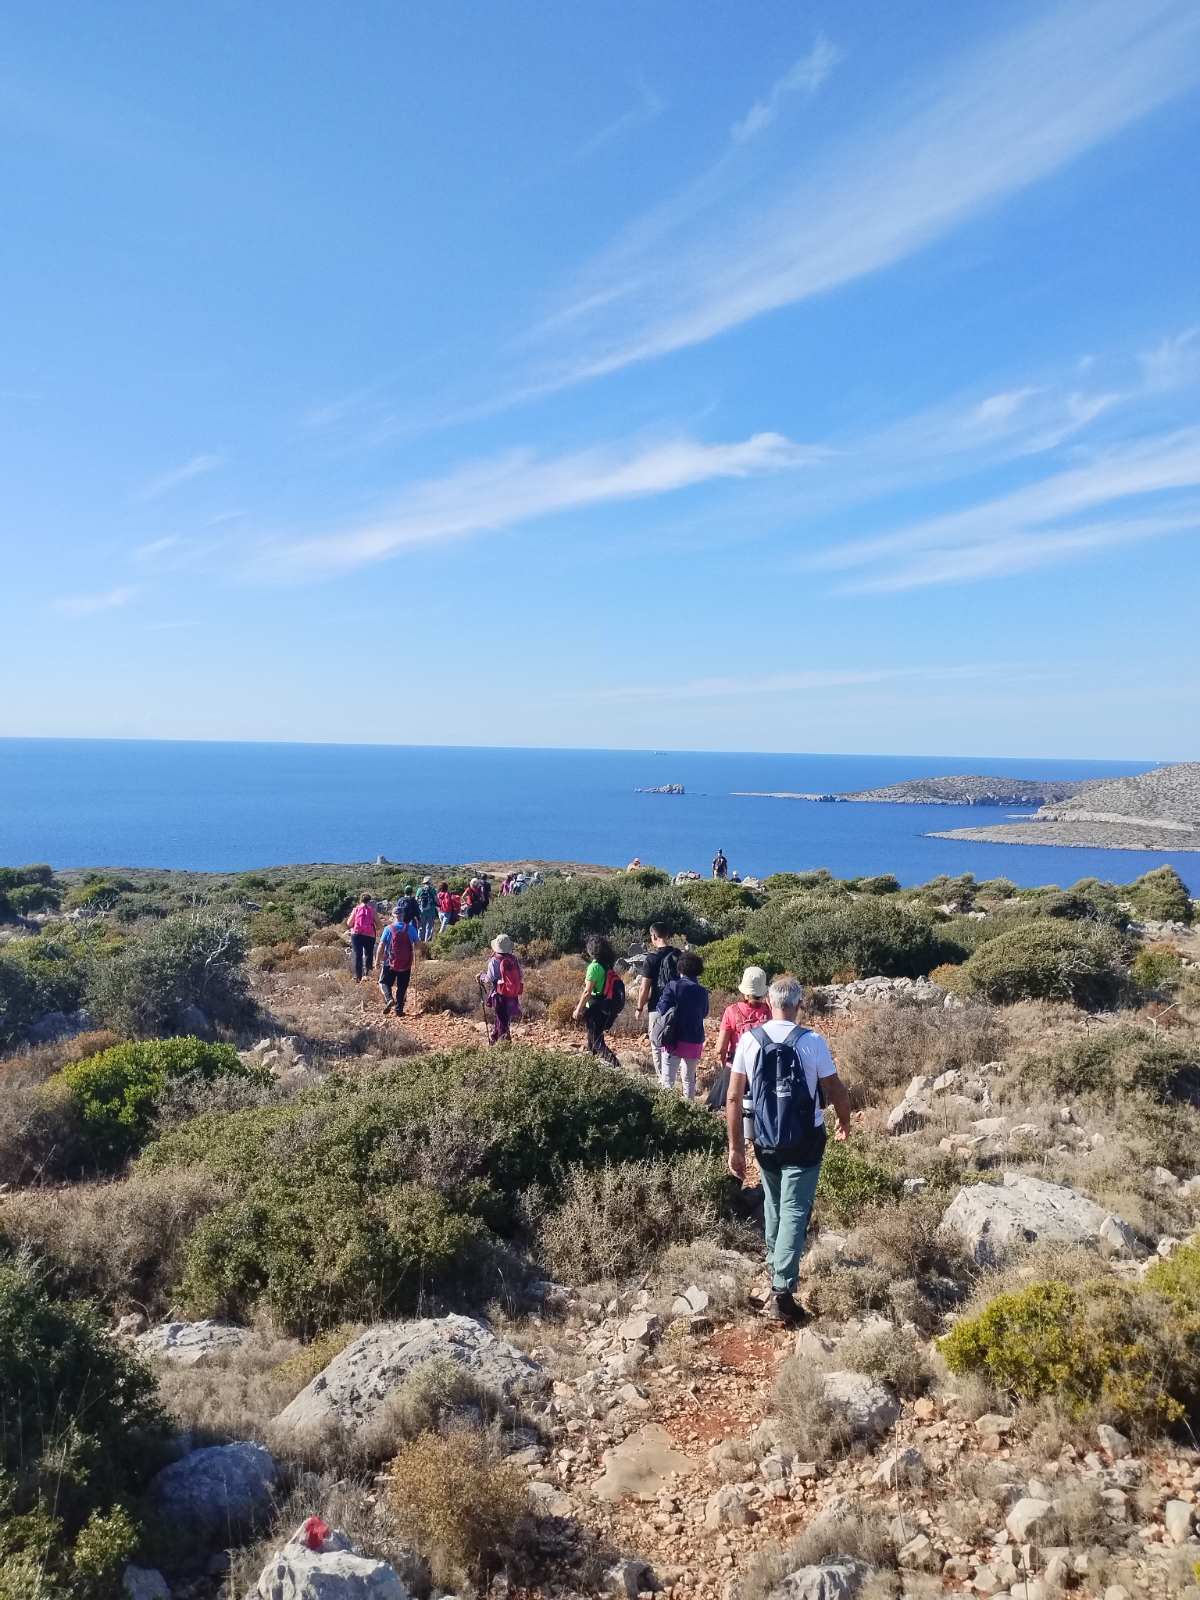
[653,946,679,1000]
[601,968,626,1023]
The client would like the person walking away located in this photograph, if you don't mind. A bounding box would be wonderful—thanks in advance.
[462,877,485,918]
[712,848,729,881]
[573,934,623,1067]
[396,885,420,927]
[479,873,492,911]
[436,882,458,932]
[652,951,709,1098]
[376,910,414,1016]
[635,924,680,1081]
[726,975,851,1325]
[416,877,438,943]
[346,894,378,982]
[707,967,772,1109]
[480,934,523,1044]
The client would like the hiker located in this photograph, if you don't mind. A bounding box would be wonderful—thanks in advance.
[416,877,438,943]
[706,967,771,1113]
[375,908,414,1016]
[634,924,680,1080]
[652,950,709,1098]
[573,933,623,1067]
[712,848,729,881]
[462,877,485,918]
[479,933,523,1045]
[479,873,492,910]
[346,893,378,982]
[726,975,852,1326]
[436,881,459,931]
[395,885,420,935]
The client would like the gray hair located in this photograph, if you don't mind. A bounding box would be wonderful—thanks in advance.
[769,975,804,1010]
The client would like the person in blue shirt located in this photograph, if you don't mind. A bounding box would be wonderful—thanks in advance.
[654,950,709,1098]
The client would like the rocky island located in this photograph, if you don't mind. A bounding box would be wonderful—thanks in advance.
[735,775,1086,806]
[931,760,1200,852]
[636,783,685,795]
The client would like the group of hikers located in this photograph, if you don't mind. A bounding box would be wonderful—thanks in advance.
[343,891,850,1324]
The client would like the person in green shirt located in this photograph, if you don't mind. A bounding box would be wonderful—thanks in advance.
[573,933,620,1066]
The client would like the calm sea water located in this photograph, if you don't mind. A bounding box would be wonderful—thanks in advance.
[1,739,1195,892]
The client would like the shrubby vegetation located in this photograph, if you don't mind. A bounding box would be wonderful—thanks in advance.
[437,874,712,958]
[140,1046,723,1331]
[1125,865,1193,925]
[745,893,950,984]
[87,911,251,1037]
[951,920,1128,1008]
[0,928,90,1047]
[1027,1025,1200,1107]
[0,1259,168,1597]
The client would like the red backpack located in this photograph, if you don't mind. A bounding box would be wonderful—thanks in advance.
[497,953,524,998]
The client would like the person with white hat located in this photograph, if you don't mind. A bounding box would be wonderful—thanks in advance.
[479,933,523,1044]
[714,966,772,1073]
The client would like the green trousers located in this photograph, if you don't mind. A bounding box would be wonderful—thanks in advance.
[758,1151,823,1292]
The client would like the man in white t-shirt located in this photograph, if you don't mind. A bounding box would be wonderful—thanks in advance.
[727,974,851,1326]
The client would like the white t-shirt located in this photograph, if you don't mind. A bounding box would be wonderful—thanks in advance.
[731,1020,838,1132]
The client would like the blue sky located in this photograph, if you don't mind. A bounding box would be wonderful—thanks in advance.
[3,0,1199,759]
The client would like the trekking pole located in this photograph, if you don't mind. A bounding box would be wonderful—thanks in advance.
[477,975,490,1032]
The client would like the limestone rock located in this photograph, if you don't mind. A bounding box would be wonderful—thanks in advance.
[821,1372,900,1440]
[898,1534,938,1571]
[136,1320,249,1368]
[122,1568,170,1600]
[604,1560,652,1599]
[1006,1497,1053,1542]
[592,1424,691,1503]
[1096,1424,1131,1459]
[941,1173,1138,1265]
[618,1310,661,1347]
[767,1558,871,1600]
[872,1447,925,1489]
[528,1482,577,1519]
[148,1442,278,1546]
[255,1520,409,1600]
[273,1316,545,1438]
[1165,1500,1195,1544]
[705,1484,753,1529]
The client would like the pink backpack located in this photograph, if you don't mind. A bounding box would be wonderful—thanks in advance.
[351,903,375,934]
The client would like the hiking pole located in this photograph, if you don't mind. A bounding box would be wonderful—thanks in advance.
[477,975,491,1037]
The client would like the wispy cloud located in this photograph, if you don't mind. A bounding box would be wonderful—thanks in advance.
[574,81,666,162]
[526,0,1200,392]
[592,662,1034,705]
[132,453,222,503]
[806,425,1200,591]
[1141,327,1200,392]
[731,35,842,144]
[132,535,182,561]
[54,585,138,617]
[263,431,823,576]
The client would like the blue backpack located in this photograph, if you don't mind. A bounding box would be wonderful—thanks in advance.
[748,1025,823,1155]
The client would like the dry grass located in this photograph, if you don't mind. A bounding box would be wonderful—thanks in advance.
[0,1165,228,1315]
[800,1256,893,1321]
[0,1078,85,1187]
[385,1427,530,1589]
[835,1323,934,1398]
[837,1004,1008,1109]
[155,1328,306,1446]
[0,1028,123,1086]
[772,1359,862,1461]
[414,963,485,1016]
[739,1509,896,1600]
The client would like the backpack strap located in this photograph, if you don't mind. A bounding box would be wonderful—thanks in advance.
[783,1024,826,1108]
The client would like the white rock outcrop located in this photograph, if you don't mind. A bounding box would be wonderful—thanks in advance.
[940,1173,1138,1265]
[821,1372,900,1440]
[136,1320,249,1368]
[767,1558,871,1600]
[273,1315,545,1438]
[148,1441,278,1546]
[256,1520,410,1600]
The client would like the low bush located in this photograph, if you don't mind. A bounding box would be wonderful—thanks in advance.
[1028,1026,1200,1106]
[535,1153,728,1284]
[940,1275,1200,1433]
[0,1259,168,1596]
[433,875,710,960]
[142,1047,722,1331]
[837,1003,1008,1106]
[1131,943,1187,994]
[676,877,762,927]
[815,1142,900,1224]
[0,864,54,891]
[0,930,90,1047]
[1125,866,1193,925]
[836,1323,933,1398]
[855,874,901,896]
[7,880,62,914]
[746,895,949,984]
[955,920,1127,1008]
[1,1166,229,1316]
[87,911,251,1036]
[249,903,308,948]
[693,933,776,994]
[625,865,671,888]
[385,1429,529,1590]
[0,1077,86,1187]
[772,1359,862,1461]
[58,1036,268,1168]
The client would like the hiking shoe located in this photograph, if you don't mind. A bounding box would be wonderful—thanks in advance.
[382,999,395,1014]
[769,1292,809,1327]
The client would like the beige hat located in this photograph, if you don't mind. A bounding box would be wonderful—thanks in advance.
[739,966,768,998]
[422,875,432,885]
[491,934,514,955]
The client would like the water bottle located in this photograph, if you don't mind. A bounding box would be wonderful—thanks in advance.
[742,1094,754,1147]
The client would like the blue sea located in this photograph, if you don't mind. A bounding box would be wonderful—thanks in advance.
[1,739,1196,893]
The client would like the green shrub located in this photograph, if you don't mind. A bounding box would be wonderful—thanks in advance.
[855,874,900,896]
[0,1260,167,1595]
[762,870,837,895]
[300,879,356,924]
[249,903,308,948]
[816,1142,900,1223]
[87,911,250,1036]
[977,877,1017,898]
[1125,866,1193,925]
[0,932,90,1047]
[1145,1240,1200,1312]
[694,934,776,994]
[1131,944,1186,994]
[0,865,54,892]
[143,1047,723,1332]
[6,882,62,914]
[956,920,1127,1007]
[625,865,671,889]
[676,878,762,928]
[386,1429,528,1590]
[58,1037,266,1168]
[747,894,947,984]
[940,1276,1200,1431]
[1030,1026,1200,1106]
[65,878,131,913]
[434,876,710,959]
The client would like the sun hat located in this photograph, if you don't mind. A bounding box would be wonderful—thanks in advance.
[491,934,514,955]
[471,877,482,887]
[739,966,769,998]
[422,876,432,885]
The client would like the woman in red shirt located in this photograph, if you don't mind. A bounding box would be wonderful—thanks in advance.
[714,967,771,1068]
